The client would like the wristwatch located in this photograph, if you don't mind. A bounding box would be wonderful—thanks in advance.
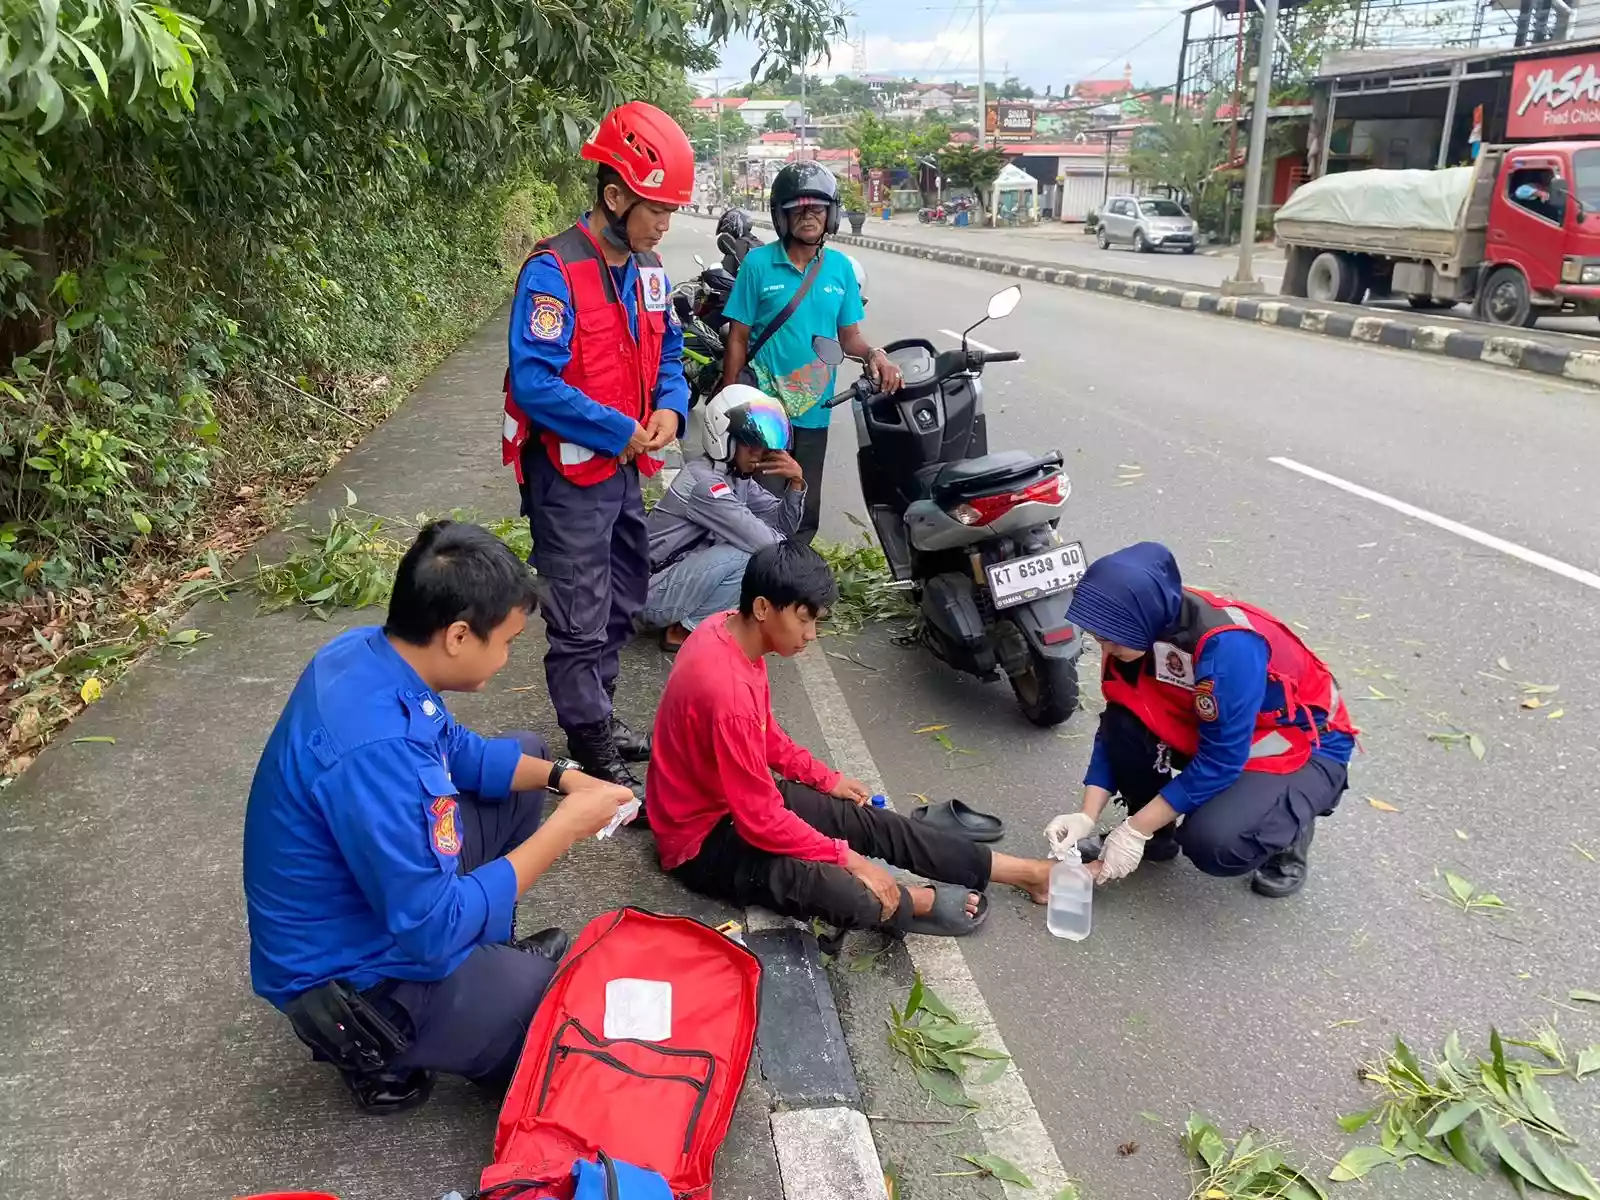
[546,757,580,794]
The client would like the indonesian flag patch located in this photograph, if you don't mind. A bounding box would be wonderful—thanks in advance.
[708,481,733,499]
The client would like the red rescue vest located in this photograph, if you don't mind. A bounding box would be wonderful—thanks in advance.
[1101,588,1359,775]
[501,222,667,486]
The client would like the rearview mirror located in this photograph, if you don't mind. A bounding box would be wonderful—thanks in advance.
[812,335,845,366]
[693,253,707,268]
[987,286,1022,320]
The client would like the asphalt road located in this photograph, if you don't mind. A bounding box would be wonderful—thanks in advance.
[864,215,1600,342]
[664,223,1600,1197]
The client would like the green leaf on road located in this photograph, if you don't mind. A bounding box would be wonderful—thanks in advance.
[958,1153,1033,1187]
[1053,1188,1081,1200]
[70,735,116,744]
[1570,990,1600,1004]
[914,1066,977,1109]
[1444,871,1475,904]
[969,1057,1009,1086]
[1329,1145,1397,1181]
[1468,732,1487,760]
[1337,1108,1378,1133]
[1575,1047,1600,1081]
[1425,1100,1481,1138]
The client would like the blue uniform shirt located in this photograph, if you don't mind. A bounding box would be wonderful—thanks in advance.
[1084,628,1356,814]
[243,627,526,1009]
[508,218,689,458]
[722,242,865,430]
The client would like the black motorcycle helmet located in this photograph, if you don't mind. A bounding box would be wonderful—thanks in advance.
[716,208,754,242]
[769,161,841,240]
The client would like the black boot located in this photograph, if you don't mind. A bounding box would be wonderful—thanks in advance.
[610,713,653,763]
[514,926,573,962]
[338,1066,434,1115]
[1251,823,1314,898]
[566,721,649,825]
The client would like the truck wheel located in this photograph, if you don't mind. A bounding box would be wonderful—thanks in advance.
[1008,643,1080,728]
[1476,267,1537,327]
[1306,251,1353,303]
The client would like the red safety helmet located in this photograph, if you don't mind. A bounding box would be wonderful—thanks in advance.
[582,101,695,206]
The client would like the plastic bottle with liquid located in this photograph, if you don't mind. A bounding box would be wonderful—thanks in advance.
[1046,841,1093,941]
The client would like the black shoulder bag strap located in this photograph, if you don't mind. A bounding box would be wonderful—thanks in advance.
[747,250,822,363]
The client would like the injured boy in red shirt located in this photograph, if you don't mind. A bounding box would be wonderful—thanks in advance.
[648,541,1052,936]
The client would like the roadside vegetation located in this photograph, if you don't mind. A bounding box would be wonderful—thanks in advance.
[0,0,842,777]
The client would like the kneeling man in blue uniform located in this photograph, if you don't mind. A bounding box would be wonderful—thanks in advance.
[243,520,633,1112]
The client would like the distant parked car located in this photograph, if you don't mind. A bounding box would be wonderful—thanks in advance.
[1097,196,1197,254]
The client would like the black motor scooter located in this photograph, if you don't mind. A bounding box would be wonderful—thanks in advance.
[815,285,1085,726]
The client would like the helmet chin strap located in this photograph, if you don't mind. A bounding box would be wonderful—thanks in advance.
[600,189,639,254]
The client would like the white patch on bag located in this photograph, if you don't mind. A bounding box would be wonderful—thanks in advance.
[559,441,597,466]
[604,978,673,1041]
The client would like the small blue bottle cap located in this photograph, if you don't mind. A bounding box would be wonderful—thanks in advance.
[870,794,887,808]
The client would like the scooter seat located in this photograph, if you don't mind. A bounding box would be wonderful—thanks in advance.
[913,451,1062,505]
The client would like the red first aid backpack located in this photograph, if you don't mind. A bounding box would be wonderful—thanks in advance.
[479,908,762,1200]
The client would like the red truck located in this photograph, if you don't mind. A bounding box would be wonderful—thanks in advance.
[1274,140,1600,327]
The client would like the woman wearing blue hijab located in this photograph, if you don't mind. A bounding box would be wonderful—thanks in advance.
[1044,543,1358,898]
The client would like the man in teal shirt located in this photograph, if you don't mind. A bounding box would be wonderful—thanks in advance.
[722,161,902,543]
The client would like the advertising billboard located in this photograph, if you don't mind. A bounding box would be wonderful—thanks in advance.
[985,102,1036,141]
[1507,50,1600,140]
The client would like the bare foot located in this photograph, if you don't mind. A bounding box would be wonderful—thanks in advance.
[663,623,690,649]
[1021,861,1051,906]
[907,886,982,918]
[989,851,1053,905]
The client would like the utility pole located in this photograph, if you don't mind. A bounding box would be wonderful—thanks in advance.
[799,64,808,162]
[714,76,725,208]
[1226,0,1277,295]
[976,0,987,151]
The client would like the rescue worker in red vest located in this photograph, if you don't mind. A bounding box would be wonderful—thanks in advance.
[1044,542,1357,898]
[503,101,693,807]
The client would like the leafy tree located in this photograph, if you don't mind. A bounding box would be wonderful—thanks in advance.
[0,0,844,598]
[765,111,791,132]
[937,145,1007,196]
[997,76,1035,100]
[1128,93,1230,202]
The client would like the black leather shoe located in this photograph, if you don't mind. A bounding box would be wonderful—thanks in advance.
[1251,824,1314,898]
[611,713,652,763]
[1077,826,1180,865]
[515,926,573,962]
[566,722,649,823]
[339,1067,434,1115]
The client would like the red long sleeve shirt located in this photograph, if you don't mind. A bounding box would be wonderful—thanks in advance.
[647,613,845,871]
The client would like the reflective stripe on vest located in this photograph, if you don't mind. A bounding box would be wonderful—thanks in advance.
[501,222,667,487]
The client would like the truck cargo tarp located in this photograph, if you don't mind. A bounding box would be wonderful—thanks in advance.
[1273,166,1474,232]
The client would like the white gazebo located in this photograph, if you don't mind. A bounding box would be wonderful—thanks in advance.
[988,163,1039,225]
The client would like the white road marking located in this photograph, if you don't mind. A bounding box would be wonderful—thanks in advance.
[937,328,1023,360]
[1270,456,1600,592]
[791,643,1072,1198]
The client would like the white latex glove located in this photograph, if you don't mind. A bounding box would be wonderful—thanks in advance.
[1094,819,1152,885]
[1044,811,1097,859]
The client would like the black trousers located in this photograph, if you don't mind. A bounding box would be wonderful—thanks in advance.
[365,732,560,1088]
[760,424,828,545]
[670,781,991,930]
[1098,705,1348,876]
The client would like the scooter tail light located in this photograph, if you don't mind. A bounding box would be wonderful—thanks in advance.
[948,472,1066,526]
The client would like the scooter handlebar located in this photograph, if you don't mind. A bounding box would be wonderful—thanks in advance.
[976,349,1021,364]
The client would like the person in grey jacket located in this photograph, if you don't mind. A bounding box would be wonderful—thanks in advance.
[644,384,804,652]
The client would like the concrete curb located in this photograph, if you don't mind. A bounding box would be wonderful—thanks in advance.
[689,211,1600,388]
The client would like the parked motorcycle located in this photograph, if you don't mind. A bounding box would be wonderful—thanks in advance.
[814,285,1084,726]
[917,204,948,225]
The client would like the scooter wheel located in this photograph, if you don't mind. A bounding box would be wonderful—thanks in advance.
[1009,643,1080,727]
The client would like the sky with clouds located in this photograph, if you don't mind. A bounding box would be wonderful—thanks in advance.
[695,0,1200,97]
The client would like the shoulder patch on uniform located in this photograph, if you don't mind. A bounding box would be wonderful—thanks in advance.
[708,480,733,498]
[1194,678,1219,722]
[529,294,565,341]
[430,795,462,855]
